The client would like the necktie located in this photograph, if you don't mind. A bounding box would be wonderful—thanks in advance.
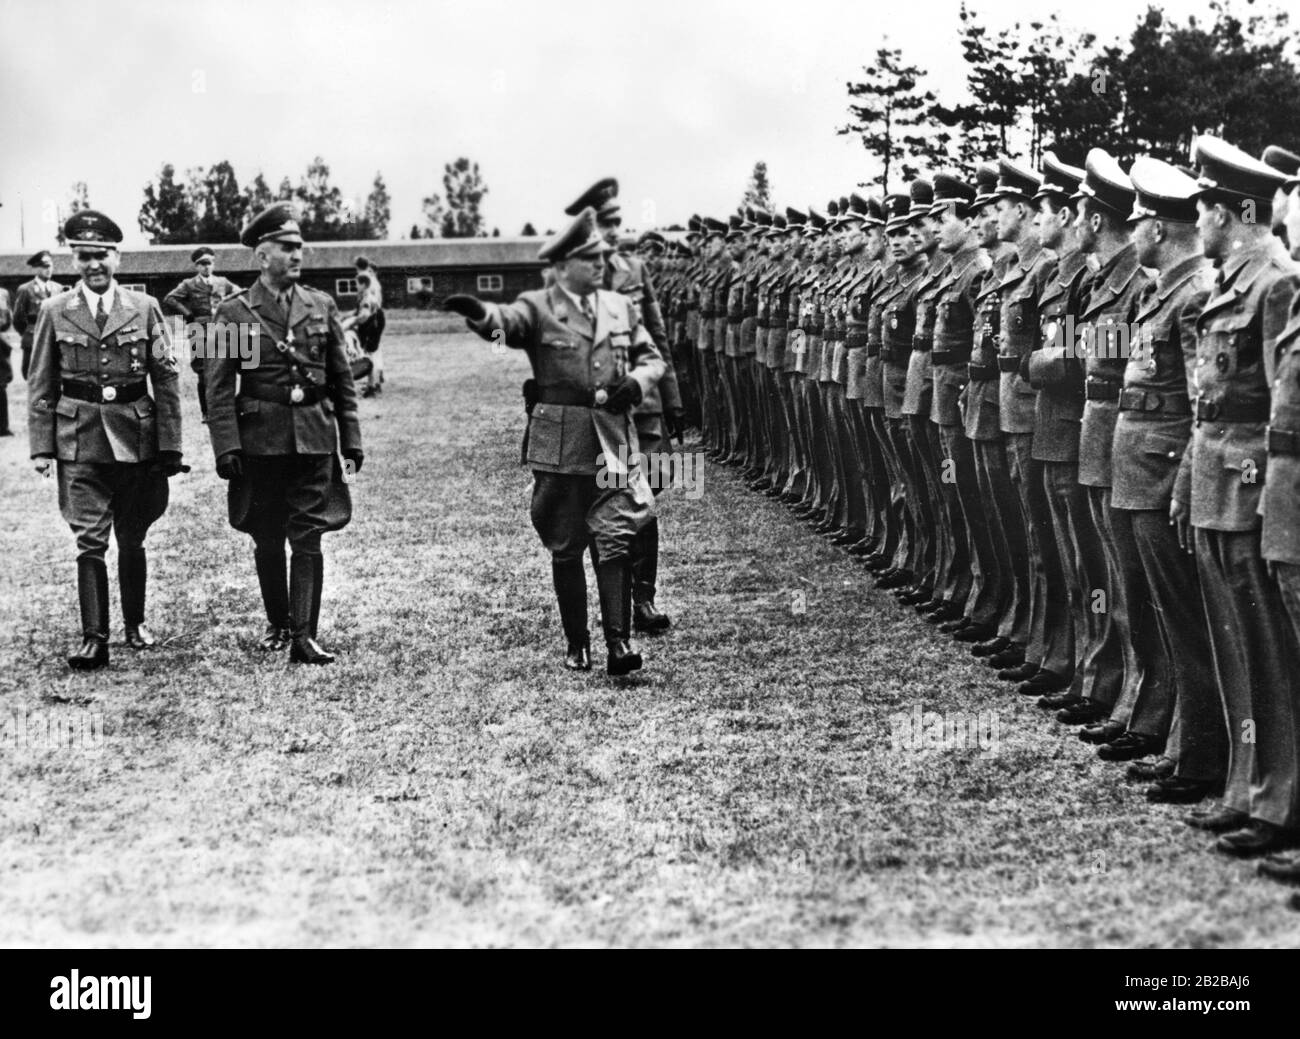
[581,293,595,324]
[95,296,108,333]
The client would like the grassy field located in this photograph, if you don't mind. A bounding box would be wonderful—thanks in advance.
[2,317,1298,948]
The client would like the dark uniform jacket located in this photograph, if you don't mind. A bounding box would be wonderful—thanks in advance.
[997,239,1056,435]
[846,261,886,404]
[14,278,66,350]
[903,250,951,417]
[606,253,679,416]
[881,260,926,419]
[163,274,240,323]
[930,245,990,427]
[1111,254,1212,511]
[27,284,182,463]
[206,279,362,460]
[963,250,1015,442]
[1263,292,1300,563]
[1184,242,1299,530]
[470,284,664,476]
[1076,242,1148,487]
[1028,249,1090,463]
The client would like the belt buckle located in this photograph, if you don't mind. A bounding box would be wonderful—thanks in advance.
[290,385,305,404]
[594,388,609,406]
[101,386,117,402]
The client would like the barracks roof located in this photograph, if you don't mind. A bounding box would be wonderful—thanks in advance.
[0,237,546,279]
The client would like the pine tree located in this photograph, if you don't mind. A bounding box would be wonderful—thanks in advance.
[439,157,489,238]
[362,172,391,239]
[741,161,773,211]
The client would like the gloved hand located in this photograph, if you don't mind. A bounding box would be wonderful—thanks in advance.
[443,295,487,322]
[33,454,54,477]
[343,448,365,474]
[152,450,189,478]
[216,451,243,480]
[602,375,643,412]
[665,407,686,443]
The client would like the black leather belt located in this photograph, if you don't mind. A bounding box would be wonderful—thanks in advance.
[1195,397,1269,423]
[770,321,788,332]
[997,356,1021,373]
[932,349,972,367]
[61,380,148,404]
[241,382,326,406]
[845,332,869,349]
[1085,380,1122,402]
[756,318,770,329]
[881,344,911,363]
[967,363,998,382]
[912,337,933,353]
[802,324,824,336]
[1118,388,1190,415]
[1268,426,1300,455]
[866,343,882,358]
[536,386,598,407]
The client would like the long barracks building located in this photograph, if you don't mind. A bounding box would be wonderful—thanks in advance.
[0,238,547,309]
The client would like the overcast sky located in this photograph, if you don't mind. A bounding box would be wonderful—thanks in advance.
[0,0,1230,250]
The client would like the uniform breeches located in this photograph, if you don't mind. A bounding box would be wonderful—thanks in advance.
[58,461,169,561]
[531,470,651,566]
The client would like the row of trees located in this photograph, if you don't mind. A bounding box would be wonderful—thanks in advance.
[137,157,497,244]
[840,2,1300,193]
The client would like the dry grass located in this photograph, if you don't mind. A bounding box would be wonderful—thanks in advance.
[1,325,1297,947]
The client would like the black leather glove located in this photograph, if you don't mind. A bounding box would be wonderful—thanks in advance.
[343,448,364,474]
[443,295,487,322]
[602,375,643,412]
[152,450,189,478]
[665,407,685,443]
[216,451,243,480]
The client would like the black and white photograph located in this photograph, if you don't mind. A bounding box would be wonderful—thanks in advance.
[2,0,1299,977]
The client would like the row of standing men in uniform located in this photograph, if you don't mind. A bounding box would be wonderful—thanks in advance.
[640,136,1300,886]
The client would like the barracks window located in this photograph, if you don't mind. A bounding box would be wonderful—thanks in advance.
[407,277,434,294]
[335,278,359,296]
[119,283,147,293]
[477,274,504,293]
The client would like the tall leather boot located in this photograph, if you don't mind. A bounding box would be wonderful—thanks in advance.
[289,552,333,664]
[630,518,671,633]
[595,555,642,676]
[552,557,591,671]
[308,554,325,640]
[68,557,110,670]
[119,547,156,648]
[254,545,291,650]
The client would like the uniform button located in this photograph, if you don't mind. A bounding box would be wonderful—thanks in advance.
[102,357,109,364]
[594,362,601,369]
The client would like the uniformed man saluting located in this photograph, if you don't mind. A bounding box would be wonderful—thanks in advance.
[444,207,666,676]
[27,211,185,670]
[206,204,364,665]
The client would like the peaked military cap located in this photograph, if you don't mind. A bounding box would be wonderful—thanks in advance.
[1191,136,1287,205]
[995,158,1041,201]
[686,214,704,237]
[907,179,934,223]
[806,207,828,235]
[1262,145,1300,179]
[537,207,610,262]
[883,193,912,232]
[726,214,745,241]
[827,199,839,219]
[63,210,123,248]
[1127,157,1199,223]
[27,250,53,267]
[930,173,977,215]
[785,207,806,228]
[703,216,728,238]
[565,177,620,219]
[637,230,666,249]
[859,194,885,227]
[767,212,788,235]
[1072,149,1135,216]
[1034,152,1085,202]
[754,208,773,227]
[191,246,216,262]
[972,162,1000,207]
[240,203,304,248]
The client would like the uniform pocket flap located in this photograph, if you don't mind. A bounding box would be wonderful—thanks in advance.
[133,397,155,417]
[525,406,564,467]
[56,332,88,346]
[117,326,148,343]
[543,337,578,350]
[1137,431,1187,458]
[236,398,261,416]
[54,397,79,418]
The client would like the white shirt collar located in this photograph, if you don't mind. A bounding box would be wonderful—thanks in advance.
[80,280,117,313]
